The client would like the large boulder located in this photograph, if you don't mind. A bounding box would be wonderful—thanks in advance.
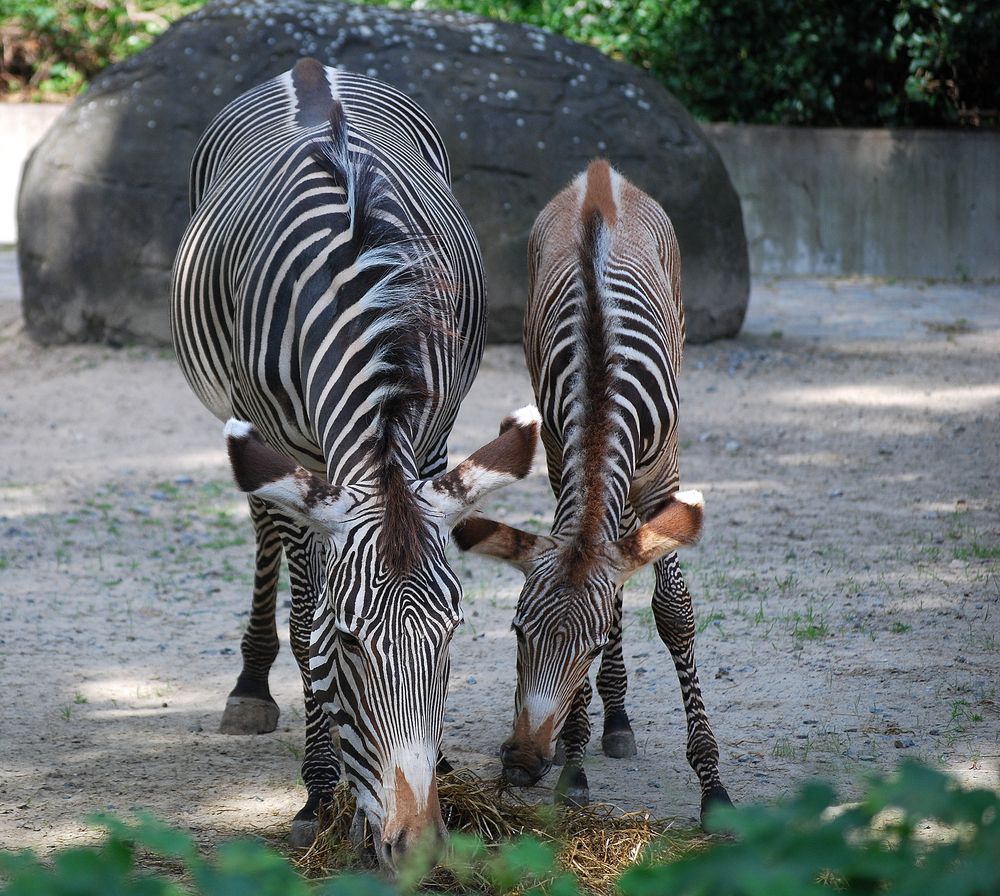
[18,0,748,345]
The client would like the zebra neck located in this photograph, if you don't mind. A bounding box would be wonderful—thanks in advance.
[552,431,634,548]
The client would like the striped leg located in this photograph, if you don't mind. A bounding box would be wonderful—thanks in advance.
[282,525,342,848]
[651,553,732,821]
[220,495,283,734]
[596,587,637,757]
[554,677,592,807]
[596,507,638,757]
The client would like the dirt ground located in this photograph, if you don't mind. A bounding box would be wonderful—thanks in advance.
[1,248,998,859]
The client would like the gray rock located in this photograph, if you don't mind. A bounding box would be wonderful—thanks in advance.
[18,0,748,346]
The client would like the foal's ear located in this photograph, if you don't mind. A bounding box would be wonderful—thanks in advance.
[610,490,704,582]
[224,419,355,534]
[424,406,541,523]
[453,517,556,574]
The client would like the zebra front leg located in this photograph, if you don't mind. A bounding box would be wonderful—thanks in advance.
[220,495,282,734]
[554,678,592,807]
[652,553,732,824]
[285,534,341,848]
[597,585,637,758]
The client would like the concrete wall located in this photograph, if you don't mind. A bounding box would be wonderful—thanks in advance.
[4,107,997,278]
[703,123,1000,280]
[1,104,67,244]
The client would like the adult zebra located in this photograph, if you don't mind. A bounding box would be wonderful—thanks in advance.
[456,160,732,822]
[171,58,540,869]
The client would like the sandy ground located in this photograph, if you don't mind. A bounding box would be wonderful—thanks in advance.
[1,247,998,859]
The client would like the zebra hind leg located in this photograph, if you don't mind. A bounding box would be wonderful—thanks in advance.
[220,495,282,734]
[554,677,593,808]
[652,553,732,825]
[597,585,637,758]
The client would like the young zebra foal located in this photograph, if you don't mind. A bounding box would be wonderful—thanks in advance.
[456,160,732,822]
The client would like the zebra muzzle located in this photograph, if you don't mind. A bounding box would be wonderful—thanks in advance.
[499,741,552,786]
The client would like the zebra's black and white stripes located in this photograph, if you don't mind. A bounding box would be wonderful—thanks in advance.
[457,160,732,821]
[171,59,539,870]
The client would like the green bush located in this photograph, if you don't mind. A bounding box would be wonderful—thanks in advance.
[1,763,998,896]
[362,0,998,127]
[0,0,202,96]
[2,0,996,126]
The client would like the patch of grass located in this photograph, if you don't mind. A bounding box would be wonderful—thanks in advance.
[791,605,830,641]
[953,542,1000,560]
[696,610,725,634]
[771,737,795,759]
[890,621,912,634]
[949,699,985,732]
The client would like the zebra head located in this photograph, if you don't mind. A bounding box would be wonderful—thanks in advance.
[223,407,541,869]
[456,490,704,786]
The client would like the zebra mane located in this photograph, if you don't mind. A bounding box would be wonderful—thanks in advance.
[311,102,452,576]
[563,206,617,581]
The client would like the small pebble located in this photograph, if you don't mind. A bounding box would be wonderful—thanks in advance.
[828,489,843,498]
[724,440,741,453]
[173,475,194,486]
[894,737,916,749]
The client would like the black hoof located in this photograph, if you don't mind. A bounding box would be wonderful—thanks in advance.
[219,695,279,734]
[601,729,637,759]
[289,817,317,848]
[554,765,589,808]
[700,783,734,828]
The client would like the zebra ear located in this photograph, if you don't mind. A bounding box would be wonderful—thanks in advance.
[425,405,541,523]
[224,419,354,534]
[610,490,704,582]
[453,517,555,574]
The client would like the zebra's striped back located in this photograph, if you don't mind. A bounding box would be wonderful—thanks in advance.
[526,160,686,541]
[172,62,484,478]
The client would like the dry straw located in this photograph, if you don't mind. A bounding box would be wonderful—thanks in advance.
[295,769,711,894]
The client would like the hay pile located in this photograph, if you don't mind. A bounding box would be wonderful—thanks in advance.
[296,770,711,894]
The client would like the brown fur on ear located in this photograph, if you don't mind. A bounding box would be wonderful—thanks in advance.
[453,518,551,573]
[642,494,703,546]
[453,517,501,551]
[226,423,297,494]
[614,491,704,575]
[465,407,540,483]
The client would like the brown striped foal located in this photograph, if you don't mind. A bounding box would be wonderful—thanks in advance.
[457,160,732,821]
